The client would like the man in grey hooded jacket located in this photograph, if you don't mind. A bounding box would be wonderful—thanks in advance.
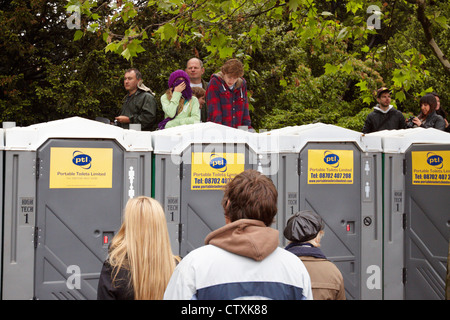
[163,169,312,300]
[362,87,406,134]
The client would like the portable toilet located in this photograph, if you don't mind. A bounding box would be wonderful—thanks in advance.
[367,127,450,300]
[259,123,384,300]
[2,117,153,300]
[0,126,5,298]
[151,122,286,257]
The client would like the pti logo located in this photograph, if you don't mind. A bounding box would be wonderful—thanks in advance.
[426,152,443,169]
[323,151,340,168]
[209,154,227,172]
[72,151,92,169]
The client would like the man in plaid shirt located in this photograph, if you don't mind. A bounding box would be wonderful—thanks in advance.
[206,59,252,129]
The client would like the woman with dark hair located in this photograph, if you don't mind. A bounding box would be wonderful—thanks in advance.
[430,92,449,131]
[410,94,446,130]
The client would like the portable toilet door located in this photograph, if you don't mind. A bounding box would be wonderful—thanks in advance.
[300,143,361,299]
[265,124,384,300]
[404,141,450,299]
[151,123,259,258]
[34,138,125,300]
[2,117,152,300]
[369,127,450,300]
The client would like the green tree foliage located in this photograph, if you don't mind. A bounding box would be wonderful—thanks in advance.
[0,0,203,125]
[0,0,448,131]
[59,0,450,129]
[0,0,124,125]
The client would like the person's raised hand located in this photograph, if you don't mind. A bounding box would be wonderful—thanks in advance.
[174,82,186,93]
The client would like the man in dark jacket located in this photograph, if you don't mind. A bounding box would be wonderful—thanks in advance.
[115,68,157,131]
[362,87,406,134]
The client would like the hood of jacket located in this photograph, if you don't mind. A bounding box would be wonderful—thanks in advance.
[204,219,279,261]
[373,104,393,113]
[136,79,155,95]
[212,72,244,90]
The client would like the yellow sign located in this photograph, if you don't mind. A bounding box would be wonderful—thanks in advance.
[191,152,245,190]
[308,149,354,184]
[49,147,113,189]
[411,151,450,186]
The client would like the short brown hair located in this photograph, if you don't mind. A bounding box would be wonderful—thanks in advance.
[221,169,277,226]
[192,87,205,99]
[125,68,142,80]
[221,59,244,78]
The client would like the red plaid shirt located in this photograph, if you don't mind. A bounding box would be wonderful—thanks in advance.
[206,74,252,128]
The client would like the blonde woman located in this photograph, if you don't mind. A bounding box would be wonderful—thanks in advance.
[97,196,177,300]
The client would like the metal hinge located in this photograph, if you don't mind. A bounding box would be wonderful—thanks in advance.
[402,213,407,230]
[179,162,183,180]
[33,226,39,249]
[178,223,184,244]
[297,157,301,176]
[402,267,407,285]
[403,158,407,175]
[35,157,41,179]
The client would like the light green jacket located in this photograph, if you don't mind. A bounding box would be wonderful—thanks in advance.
[161,91,200,128]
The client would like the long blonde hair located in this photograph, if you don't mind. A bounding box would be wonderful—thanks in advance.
[165,88,194,117]
[108,196,176,300]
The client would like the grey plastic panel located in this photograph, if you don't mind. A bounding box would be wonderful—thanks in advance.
[382,153,405,300]
[298,142,362,300]
[153,153,183,256]
[34,139,124,300]
[2,151,37,299]
[404,144,450,300]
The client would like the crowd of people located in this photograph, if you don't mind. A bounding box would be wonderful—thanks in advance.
[115,58,252,132]
[362,87,449,133]
[113,57,449,134]
[97,169,346,300]
[96,61,449,300]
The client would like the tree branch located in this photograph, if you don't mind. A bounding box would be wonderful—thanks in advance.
[415,0,450,74]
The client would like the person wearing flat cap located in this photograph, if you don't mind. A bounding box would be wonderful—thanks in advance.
[284,210,346,300]
[362,87,406,133]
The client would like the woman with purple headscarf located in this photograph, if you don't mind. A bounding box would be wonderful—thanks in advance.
[159,70,200,129]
